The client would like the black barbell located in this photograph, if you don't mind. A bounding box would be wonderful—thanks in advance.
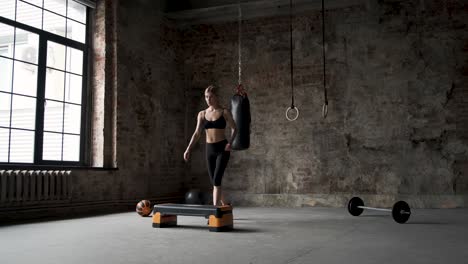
[347,197,411,224]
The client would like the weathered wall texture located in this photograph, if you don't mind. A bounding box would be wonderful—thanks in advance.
[181,0,468,208]
[2,1,467,222]
[1,0,189,221]
[47,0,186,212]
[111,0,186,201]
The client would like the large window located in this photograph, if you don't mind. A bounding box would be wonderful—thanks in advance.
[0,0,90,165]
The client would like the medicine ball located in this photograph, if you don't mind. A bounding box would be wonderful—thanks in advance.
[136,199,152,217]
[185,189,201,204]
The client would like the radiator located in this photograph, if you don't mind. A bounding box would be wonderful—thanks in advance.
[0,170,71,203]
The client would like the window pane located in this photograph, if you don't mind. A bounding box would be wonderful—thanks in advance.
[43,132,61,160]
[0,23,15,58]
[16,1,43,29]
[44,11,66,37]
[65,73,81,104]
[64,103,80,134]
[63,134,79,161]
[44,99,63,132]
[22,0,43,7]
[66,47,82,74]
[10,129,34,163]
[0,128,9,162]
[66,19,85,43]
[11,95,36,130]
[0,0,16,20]
[14,28,39,64]
[13,60,38,96]
[0,92,11,127]
[44,0,66,16]
[68,1,86,24]
[47,41,66,70]
[45,68,65,101]
[0,57,13,92]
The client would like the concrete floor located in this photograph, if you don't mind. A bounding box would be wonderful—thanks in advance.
[1,207,467,264]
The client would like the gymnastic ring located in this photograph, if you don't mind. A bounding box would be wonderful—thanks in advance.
[322,103,328,119]
[286,106,299,121]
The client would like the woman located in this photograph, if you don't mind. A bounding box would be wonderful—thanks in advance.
[183,85,237,206]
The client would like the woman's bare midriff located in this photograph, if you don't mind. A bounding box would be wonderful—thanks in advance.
[205,129,226,144]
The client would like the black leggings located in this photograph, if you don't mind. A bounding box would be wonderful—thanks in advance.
[206,139,230,186]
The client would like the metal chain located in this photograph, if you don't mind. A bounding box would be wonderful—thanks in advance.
[238,1,242,85]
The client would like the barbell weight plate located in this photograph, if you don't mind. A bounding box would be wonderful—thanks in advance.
[392,201,411,224]
[348,197,364,216]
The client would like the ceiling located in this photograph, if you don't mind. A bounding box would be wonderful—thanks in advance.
[163,0,262,13]
[162,0,365,26]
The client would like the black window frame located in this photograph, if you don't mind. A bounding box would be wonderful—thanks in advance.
[0,1,90,167]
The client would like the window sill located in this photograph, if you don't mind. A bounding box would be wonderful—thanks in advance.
[0,165,118,171]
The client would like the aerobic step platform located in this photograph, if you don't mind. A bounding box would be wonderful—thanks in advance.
[152,203,233,232]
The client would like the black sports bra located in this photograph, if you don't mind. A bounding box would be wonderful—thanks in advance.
[204,112,226,130]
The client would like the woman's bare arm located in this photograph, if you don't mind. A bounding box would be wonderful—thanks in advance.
[184,111,204,161]
[224,109,237,145]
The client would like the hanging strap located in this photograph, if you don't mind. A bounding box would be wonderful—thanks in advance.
[289,0,294,109]
[286,0,299,121]
[321,0,328,118]
[238,1,242,86]
[236,84,247,97]
[235,1,248,98]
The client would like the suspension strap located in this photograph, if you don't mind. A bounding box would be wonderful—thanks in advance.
[238,1,242,86]
[321,0,328,118]
[289,0,294,109]
[286,0,299,121]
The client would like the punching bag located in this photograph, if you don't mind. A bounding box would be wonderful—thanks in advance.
[230,85,250,150]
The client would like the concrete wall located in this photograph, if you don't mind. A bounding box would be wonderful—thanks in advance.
[66,0,188,208]
[110,0,186,201]
[180,0,468,208]
[2,1,467,222]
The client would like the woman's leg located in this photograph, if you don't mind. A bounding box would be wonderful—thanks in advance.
[212,186,227,206]
[212,150,230,205]
[213,186,219,206]
[218,187,227,205]
[220,189,226,205]
[206,146,217,186]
